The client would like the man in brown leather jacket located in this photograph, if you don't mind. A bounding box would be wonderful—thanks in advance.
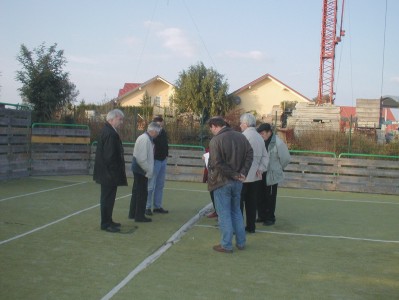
[207,116,253,253]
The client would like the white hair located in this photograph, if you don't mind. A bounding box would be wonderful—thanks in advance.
[147,121,161,134]
[106,109,124,121]
[240,113,256,127]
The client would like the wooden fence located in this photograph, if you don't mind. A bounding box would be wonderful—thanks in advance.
[283,154,337,191]
[282,153,399,194]
[88,144,399,195]
[1,108,397,195]
[89,144,206,182]
[0,107,31,180]
[335,155,399,194]
[30,124,91,175]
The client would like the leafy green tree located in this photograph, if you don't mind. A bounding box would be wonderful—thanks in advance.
[16,43,79,121]
[140,91,153,121]
[172,62,231,120]
[139,90,151,107]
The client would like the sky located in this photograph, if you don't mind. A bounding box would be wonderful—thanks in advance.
[0,0,398,113]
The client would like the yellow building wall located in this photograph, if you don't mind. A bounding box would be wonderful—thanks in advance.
[120,81,174,107]
[236,78,309,118]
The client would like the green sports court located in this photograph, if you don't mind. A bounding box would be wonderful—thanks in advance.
[1,175,398,299]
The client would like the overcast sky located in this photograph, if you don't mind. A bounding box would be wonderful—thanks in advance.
[0,0,398,112]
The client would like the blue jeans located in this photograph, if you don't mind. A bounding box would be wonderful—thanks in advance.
[213,180,246,250]
[146,159,167,209]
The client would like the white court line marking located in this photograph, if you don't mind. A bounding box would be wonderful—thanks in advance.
[101,203,213,300]
[165,187,399,205]
[195,224,399,244]
[165,187,208,193]
[0,187,207,245]
[2,185,396,245]
[281,195,399,205]
[29,176,88,183]
[0,194,131,246]
[0,182,88,202]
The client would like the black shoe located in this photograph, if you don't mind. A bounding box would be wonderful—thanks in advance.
[245,227,255,233]
[128,215,135,220]
[145,209,153,216]
[256,218,265,223]
[153,207,168,214]
[135,217,152,223]
[263,220,275,226]
[236,244,245,250]
[102,226,120,233]
[111,221,121,227]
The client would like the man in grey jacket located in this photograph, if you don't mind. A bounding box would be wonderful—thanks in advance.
[207,116,253,253]
[129,122,161,222]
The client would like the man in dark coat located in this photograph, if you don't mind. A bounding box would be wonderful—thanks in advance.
[93,109,127,233]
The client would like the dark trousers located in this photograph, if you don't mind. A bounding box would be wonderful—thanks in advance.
[265,183,278,222]
[100,184,117,229]
[129,172,148,220]
[210,190,215,210]
[240,180,262,232]
[258,177,278,222]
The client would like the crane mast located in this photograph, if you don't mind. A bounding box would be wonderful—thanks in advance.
[317,0,345,105]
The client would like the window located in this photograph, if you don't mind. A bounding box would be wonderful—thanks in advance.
[153,96,161,106]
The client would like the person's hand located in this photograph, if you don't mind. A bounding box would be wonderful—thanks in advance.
[234,174,246,182]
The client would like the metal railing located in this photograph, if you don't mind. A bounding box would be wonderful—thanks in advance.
[32,122,89,130]
[338,153,399,160]
[0,101,30,110]
[91,141,205,152]
[289,150,337,158]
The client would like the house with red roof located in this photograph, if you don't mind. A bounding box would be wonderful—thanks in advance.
[118,83,141,98]
[117,73,312,120]
[380,107,398,133]
[340,105,398,133]
[117,75,175,116]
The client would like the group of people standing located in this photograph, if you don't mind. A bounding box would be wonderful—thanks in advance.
[92,109,291,254]
[93,109,169,233]
[207,114,290,253]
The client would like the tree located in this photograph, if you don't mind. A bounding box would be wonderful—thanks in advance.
[16,43,79,121]
[171,62,231,120]
[139,90,153,121]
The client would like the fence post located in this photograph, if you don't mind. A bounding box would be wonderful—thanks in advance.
[348,114,353,153]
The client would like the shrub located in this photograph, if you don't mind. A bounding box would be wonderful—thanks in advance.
[288,130,399,157]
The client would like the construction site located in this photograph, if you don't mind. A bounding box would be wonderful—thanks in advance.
[269,0,399,146]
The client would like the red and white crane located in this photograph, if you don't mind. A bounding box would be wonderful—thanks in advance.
[316,0,345,105]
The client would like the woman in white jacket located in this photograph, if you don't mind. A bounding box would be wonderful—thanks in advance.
[257,123,290,226]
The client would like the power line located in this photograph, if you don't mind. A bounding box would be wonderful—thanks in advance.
[135,0,160,79]
[347,1,354,107]
[182,0,217,69]
[380,0,388,98]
